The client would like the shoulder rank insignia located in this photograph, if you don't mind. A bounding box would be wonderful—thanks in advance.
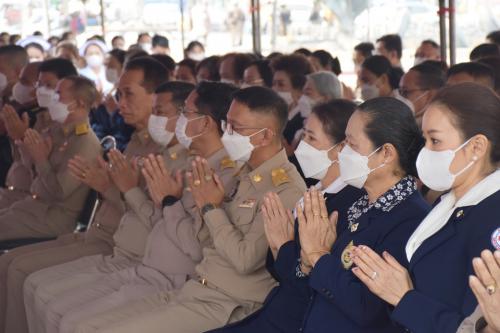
[220,156,236,170]
[271,168,290,187]
[75,123,90,136]
[341,240,355,270]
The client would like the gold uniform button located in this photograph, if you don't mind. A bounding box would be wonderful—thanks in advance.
[456,210,464,218]
[170,152,178,160]
[252,174,262,183]
[32,194,38,200]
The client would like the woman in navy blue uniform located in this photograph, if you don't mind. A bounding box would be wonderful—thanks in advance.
[352,83,500,333]
[208,97,431,333]
[206,99,363,333]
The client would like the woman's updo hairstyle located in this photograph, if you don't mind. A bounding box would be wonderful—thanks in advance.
[357,97,424,177]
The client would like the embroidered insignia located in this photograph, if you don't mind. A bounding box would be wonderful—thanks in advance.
[220,157,236,170]
[341,240,355,269]
[271,168,290,187]
[491,228,500,250]
[75,123,89,136]
[239,199,256,208]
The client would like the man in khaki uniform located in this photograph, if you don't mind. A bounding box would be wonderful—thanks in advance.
[22,62,193,333]
[0,57,170,333]
[0,75,101,240]
[40,82,241,333]
[0,59,77,209]
[74,86,307,333]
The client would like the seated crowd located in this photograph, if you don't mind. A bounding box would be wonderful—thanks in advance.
[0,29,498,333]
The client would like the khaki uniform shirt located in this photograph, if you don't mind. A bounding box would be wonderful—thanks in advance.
[9,121,101,234]
[112,143,188,261]
[196,149,306,303]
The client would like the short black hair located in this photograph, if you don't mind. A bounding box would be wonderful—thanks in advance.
[354,42,374,58]
[0,45,28,68]
[155,81,194,108]
[109,49,126,66]
[312,99,357,144]
[25,42,44,55]
[150,54,176,73]
[447,62,495,87]
[194,81,239,130]
[410,62,446,90]
[112,35,124,43]
[124,57,169,93]
[487,30,500,45]
[477,56,500,91]
[221,53,255,81]
[421,39,439,49]
[152,34,169,49]
[196,56,221,81]
[137,32,150,42]
[362,55,402,90]
[469,43,500,61]
[177,58,198,78]
[311,50,341,75]
[39,58,78,78]
[246,60,273,87]
[294,48,312,57]
[358,97,424,177]
[232,86,288,135]
[376,34,403,59]
[271,54,313,90]
[186,41,204,53]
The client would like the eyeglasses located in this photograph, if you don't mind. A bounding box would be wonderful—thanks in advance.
[398,88,427,99]
[180,106,204,117]
[221,120,266,135]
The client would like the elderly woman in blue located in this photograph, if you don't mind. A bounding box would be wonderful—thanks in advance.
[352,83,500,333]
[205,100,364,333]
[295,97,430,333]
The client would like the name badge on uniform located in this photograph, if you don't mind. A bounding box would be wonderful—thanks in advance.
[341,240,355,270]
[491,228,500,250]
[239,199,256,208]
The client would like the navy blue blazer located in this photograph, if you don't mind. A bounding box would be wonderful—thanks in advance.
[301,190,430,333]
[391,189,500,333]
[205,185,364,333]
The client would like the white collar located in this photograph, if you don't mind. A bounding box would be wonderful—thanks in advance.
[319,177,347,195]
[406,169,500,261]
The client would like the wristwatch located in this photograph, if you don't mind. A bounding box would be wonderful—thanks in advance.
[201,203,218,216]
[162,195,180,208]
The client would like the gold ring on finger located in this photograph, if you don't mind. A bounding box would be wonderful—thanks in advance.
[81,172,86,178]
[371,271,378,280]
[205,175,213,182]
[487,284,497,295]
[193,179,201,187]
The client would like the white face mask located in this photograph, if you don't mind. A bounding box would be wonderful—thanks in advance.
[105,68,119,84]
[48,94,71,123]
[36,86,55,108]
[360,83,380,101]
[148,114,176,147]
[277,91,294,106]
[140,43,152,53]
[12,82,35,104]
[295,140,337,180]
[414,56,427,66]
[0,72,8,95]
[338,145,385,189]
[86,54,104,68]
[221,128,266,162]
[416,139,476,191]
[188,52,205,61]
[174,113,206,148]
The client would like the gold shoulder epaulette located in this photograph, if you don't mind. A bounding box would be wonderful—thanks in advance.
[271,167,290,187]
[220,156,236,170]
[75,123,90,136]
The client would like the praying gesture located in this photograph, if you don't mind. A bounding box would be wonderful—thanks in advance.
[141,154,184,206]
[297,187,339,267]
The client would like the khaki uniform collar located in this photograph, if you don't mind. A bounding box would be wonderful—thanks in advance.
[131,127,151,145]
[243,148,288,190]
